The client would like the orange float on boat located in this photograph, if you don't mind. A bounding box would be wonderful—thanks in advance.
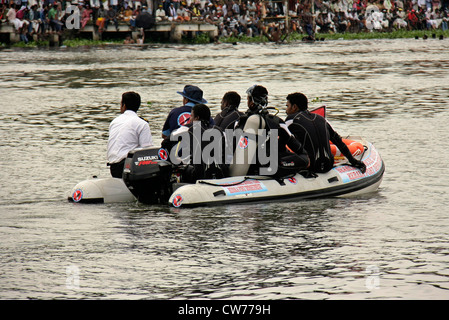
[331,139,364,160]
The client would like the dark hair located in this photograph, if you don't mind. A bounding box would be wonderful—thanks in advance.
[192,104,211,123]
[122,91,141,112]
[247,85,268,107]
[251,85,268,100]
[222,91,241,108]
[287,92,308,111]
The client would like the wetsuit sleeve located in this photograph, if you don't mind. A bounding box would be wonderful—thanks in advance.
[279,122,305,155]
[214,113,222,127]
[286,135,304,154]
[327,122,357,163]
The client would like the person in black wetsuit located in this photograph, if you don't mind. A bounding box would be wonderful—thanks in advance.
[162,104,228,182]
[234,85,310,177]
[284,92,366,174]
[213,91,243,131]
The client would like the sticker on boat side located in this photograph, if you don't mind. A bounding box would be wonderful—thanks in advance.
[238,136,249,149]
[158,148,168,160]
[334,144,382,183]
[72,189,83,202]
[288,177,297,184]
[219,179,268,196]
[172,194,183,207]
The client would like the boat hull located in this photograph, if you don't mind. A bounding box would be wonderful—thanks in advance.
[67,139,384,207]
[68,177,135,204]
[168,141,384,208]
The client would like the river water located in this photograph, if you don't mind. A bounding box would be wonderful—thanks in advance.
[1,38,449,300]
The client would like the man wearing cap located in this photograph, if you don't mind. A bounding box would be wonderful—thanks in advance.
[162,85,213,139]
[156,4,167,21]
[407,9,419,29]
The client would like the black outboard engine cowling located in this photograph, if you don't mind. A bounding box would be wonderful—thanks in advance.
[122,147,174,204]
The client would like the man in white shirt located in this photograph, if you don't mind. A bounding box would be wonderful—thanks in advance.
[156,4,167,21]
[107,91,153,178]
[109,0,119,10]
[6,5,24,31]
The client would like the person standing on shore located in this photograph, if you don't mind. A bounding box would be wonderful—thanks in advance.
[107,92,153,178]
[109,0,119,11]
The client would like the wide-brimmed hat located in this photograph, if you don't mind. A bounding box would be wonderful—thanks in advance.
[177,85,208,104]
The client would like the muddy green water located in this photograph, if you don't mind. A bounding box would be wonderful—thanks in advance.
[1,38,448,299]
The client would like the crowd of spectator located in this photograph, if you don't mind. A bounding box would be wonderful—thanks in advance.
[1,0,448,44]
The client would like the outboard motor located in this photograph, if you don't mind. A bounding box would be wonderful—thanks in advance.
[122,147,174,204]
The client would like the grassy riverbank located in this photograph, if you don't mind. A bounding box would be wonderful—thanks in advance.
[316,29,449,40]
[2,29,448,48]
[220,29,449,43]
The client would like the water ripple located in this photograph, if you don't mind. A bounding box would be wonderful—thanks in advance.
[1,39,449,299]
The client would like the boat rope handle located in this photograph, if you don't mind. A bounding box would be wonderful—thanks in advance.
[198,174,283,187]
[198,177,252,187]
[198,171,302,187]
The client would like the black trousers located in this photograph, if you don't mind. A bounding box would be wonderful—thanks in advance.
[109,159,125,178]
[247,151,310,178]
[275,151,310,178]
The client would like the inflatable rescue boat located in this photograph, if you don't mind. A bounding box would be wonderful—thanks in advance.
[68,107,384,208]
